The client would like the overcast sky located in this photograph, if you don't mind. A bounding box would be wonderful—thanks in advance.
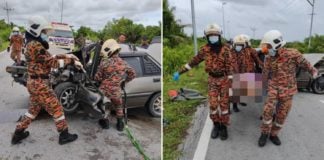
[169,0,324,42]
[0,0,161,31]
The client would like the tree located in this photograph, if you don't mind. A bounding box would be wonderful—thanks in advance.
[163,0,187,47]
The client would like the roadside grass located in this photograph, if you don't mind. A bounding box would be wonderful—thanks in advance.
[163,65,208,159]
[0,41,9,53]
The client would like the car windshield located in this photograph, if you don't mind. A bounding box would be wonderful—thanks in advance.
[49,29,73,38]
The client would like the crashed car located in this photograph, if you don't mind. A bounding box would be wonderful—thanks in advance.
[296,54,324,94]
[6,42,161,117]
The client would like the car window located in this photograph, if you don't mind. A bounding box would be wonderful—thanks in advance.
[123,57,143,77]
[143,55,161,75]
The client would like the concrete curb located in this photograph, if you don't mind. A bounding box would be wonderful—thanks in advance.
[178,100,209,160]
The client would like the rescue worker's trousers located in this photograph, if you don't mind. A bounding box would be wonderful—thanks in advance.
[261,93,293,136]
[208,76,230,125]
[16,79,68,132]
[100,86,124,118]
[10,49,21,63]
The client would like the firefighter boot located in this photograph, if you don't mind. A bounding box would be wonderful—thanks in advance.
[59,129,78,145]
[269,135,281,146]
[219,124,228,140]
[98,118,110,129]
[211,122,220,139]
[11,129,30,145]
[116,118,125,132]
[258,133,268,147]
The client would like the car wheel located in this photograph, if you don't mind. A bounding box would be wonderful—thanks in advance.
[312,76,324,94]
[147,93,161,117]
[54,82,79,114]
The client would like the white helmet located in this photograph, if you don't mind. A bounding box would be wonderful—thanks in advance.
[26,16,52,37]
[240,34,251,46]
[261,30,286,50]
[13,27,20,32]
[233,35,246,46]
[204,24,222,36]
[101,39,121,58]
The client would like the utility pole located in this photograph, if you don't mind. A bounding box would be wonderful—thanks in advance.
[60,0,64,23]
[306,0,315,49]
[190,0,198,55]
[250,27,257,39]
[221,1,226,39]
[3,1,14,24]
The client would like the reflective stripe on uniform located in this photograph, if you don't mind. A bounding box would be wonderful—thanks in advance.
[221,110,229,115]
[54,115,65,122]
[210,110,218,115]
[25,112,35,119]
[185,63,192,70]
[263,119,272,125]
[274,122,283,128]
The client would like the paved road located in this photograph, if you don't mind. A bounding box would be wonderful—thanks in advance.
[205,92,324,160]
[185,92,324,160]
[0,49,161,160]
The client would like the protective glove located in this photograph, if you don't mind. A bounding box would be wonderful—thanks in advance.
[312,69,318,79]
[7,47,10,52]
[173,72,180,81]
[74,61,83,70]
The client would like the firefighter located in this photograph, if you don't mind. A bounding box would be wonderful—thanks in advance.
[258,30,318,147]
[230,34,263,112]
[11,16,82,145]
[8,27,24,65]
[95,39,136,131]
[173,24,234,140]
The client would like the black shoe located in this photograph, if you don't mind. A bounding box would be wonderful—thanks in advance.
[59,129,78,145]
[219,124,228,140]
[269,135,281,146]
[240,103,247,106]
[211,122,220,139]
[258,133,268,147]
[233,103,240,112]
[116,118,124,132]
[98,119,110,129]
[11,129,30,145]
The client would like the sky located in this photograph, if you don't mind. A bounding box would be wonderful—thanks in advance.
[169,0,324,42]
[0,0,161,31]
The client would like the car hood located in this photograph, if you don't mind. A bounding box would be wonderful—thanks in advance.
[303,53,324,66]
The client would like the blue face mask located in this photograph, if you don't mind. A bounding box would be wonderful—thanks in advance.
[40,33,49,42]
[208,36,219,44]
[268,48,276,56]
[235,45,243,52]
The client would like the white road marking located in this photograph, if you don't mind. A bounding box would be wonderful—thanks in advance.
[320,100,324,104]
[193,114,213,160]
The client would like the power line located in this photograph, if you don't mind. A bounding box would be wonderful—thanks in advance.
[2,0,14,24]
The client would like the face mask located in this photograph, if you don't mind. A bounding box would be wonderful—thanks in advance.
[268,48,276,56]
[208,36,219,44]
[40,33,49,42]
[235,45,243,52]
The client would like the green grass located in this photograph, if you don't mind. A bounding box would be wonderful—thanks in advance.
[0,41,9,52]
[163,65,208,160]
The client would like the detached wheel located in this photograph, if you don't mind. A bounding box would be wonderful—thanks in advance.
[147,93,161,117]
[312,76,324,94]
[54,82,79,114]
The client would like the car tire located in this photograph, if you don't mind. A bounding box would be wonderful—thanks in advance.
[147,92,161,117]
[312,76,324,94]
[54,82,79,114]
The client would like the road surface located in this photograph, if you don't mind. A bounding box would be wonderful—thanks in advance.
[0,49,161,160]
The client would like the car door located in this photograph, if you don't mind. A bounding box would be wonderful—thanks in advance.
[122,54,161,108]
